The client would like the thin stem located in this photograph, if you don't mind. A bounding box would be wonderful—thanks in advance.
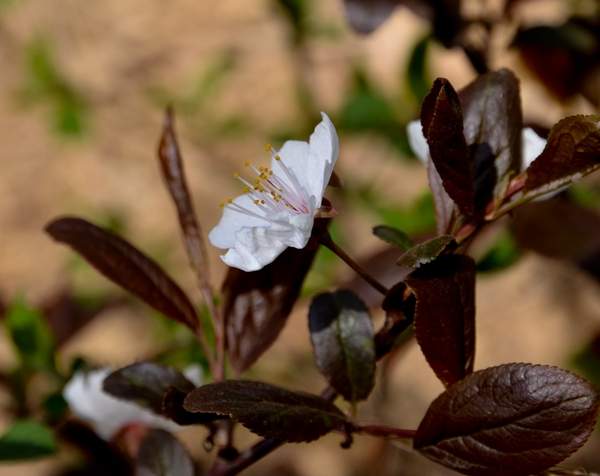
[320,232,389,296]
[355,424,417,440]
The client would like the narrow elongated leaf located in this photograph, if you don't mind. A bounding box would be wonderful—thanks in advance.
[0,421,56,461]
[184,380,348,443]
[524,115,600,198]
[421,79,474,217]
[158,108,211,291]
[103,362,195,414]
[45,217,199,332]
[136,430,195,476]
[396,235,454,270]
[407,254,475,387]
[309,290,375,402]
[414,364,600,476]
[222,218,329,373]
[372,225,413,250]
[459,69,522,200]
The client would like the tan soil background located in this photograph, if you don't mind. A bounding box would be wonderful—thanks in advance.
[0,0,599,475]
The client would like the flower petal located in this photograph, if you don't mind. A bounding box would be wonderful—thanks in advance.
[307,112,339,200]
[208,194,271,249]
[220,216,313,272]
[407,120,430,164]
[521,127,547,171]
[63,369,179,440]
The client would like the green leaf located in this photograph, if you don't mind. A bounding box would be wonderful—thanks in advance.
[5,298,55,371]
[0,421,57,461]
[407,34,430,104]
[372,225,413,250]
[397,235,455,270]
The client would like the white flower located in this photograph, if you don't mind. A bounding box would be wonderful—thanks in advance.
[209,112,339,272]
[407,120,547,173]
[63,366,203,440]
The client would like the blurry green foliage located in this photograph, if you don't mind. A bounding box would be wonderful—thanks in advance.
[275,0,310,44]
[0,421,57,461]
[568,183,600,210]
[354,187,436,236]
[476,230,521,273]
[571,339,600,390]
[42,393,68,424]
[21,37,88,137]
[338,69,411,155]
[406,34,431,104]
[5,298,55,372]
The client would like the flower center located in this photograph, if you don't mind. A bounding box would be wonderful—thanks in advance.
[221,145,311,220]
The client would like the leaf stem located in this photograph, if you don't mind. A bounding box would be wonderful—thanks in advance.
[320,232,389,296]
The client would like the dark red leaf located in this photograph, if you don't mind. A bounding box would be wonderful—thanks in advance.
[158,108,211,292]
[103,362,195,415]
[407,254,475,387]
[524,115,600,198]
[136,429,195,476]
[459,68,522,201]
[414,363,600,476]
[45,217,199,332]
[421,79,474,217]
[377,282,414,359]
[222,218,329,373]
[309,290,375,402]
[184,380,348,443]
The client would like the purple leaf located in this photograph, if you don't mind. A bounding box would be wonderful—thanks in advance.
[414,363,600,476]
[158,108,211,292]
[45,217,199,332]
[184,380,348,443]
[103,362,195,415]
[407,254,475,387]
[136,429,195,476]
[222,218,329,373]
[459,69,523,201]
[421,79,474,217]
[309,290,375,402]
[342,0,401,34]
[524,115,600,198]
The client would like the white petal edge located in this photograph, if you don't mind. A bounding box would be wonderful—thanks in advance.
[208,194,271,249]
[63,368,179,440]
[521,127,547,171]
[407,120,429,164]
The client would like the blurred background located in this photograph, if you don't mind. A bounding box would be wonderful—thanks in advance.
[0,0,599,474]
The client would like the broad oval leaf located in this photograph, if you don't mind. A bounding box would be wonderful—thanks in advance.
[459,68,523,201]
[184,380,348,443]
[222,218,329,373]
[136,429,195,476]
[408,254,475,387]
[45,217,199,332]
[308,290,375,402]
[372,225,413,250]
[524,115,600,199]
[414,363,600,476]
[421,78,474,217]
[103,362,195,414]
[0,421,56,461]
[396,235,455,270]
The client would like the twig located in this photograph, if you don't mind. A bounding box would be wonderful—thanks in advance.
[320,232,389,296]
[354,424,416,440]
